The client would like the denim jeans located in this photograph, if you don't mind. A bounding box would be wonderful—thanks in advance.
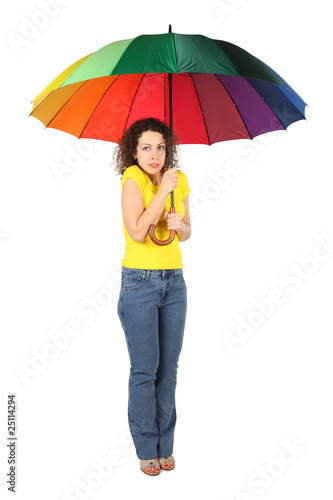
[117,265,187,460]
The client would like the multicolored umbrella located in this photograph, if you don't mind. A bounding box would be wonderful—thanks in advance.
[29,26,307,244]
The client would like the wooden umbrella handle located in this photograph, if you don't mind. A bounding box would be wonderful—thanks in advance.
[148,206,176,246]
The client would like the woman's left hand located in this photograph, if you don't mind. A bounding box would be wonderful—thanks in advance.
[164,211,183,231]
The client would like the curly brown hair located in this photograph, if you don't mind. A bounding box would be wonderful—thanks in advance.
[111,117,180,176]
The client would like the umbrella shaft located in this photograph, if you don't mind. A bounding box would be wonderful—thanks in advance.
[169,72,174,207]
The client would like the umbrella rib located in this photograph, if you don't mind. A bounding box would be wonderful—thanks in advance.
[243,77,305,130]
[170,31,177,71]
[190,37,226,74]
[267,81,307,121]
[29,89,56,115]
[121,74,146,137]
[244,80,286,131]
[41,81,90,128]
[188,73,210,145]
[214,75,253,140]
[30,82,86,123]
[77,76,122,139]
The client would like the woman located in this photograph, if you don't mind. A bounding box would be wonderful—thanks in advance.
[113,117,191,476]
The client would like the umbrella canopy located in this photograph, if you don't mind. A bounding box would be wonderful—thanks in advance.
[29,30,306,146]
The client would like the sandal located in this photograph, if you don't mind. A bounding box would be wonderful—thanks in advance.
[158,455,175,470]
[140,459,160,476]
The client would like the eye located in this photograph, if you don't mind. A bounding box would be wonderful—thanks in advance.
[142,146,150,151]
[158,145,165,150]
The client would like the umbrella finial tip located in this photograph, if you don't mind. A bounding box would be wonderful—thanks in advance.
[169,24,172,33]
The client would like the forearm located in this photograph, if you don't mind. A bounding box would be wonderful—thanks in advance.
[135,189,169,243]
[176,221,191,241]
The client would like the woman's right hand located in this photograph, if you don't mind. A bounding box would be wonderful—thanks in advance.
[160,165,179,196]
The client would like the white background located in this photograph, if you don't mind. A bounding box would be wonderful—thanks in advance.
[1,0,332,498]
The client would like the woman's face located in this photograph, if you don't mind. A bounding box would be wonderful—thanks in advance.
[134,130,166,178]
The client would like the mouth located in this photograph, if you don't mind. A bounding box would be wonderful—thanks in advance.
[149,163,159,168]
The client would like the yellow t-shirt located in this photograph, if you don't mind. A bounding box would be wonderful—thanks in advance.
[121,165,191,269]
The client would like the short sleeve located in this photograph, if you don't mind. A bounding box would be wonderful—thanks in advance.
[178,170,191,199]
[121,165,145,192]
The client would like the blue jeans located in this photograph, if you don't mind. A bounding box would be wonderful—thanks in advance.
[117,266,187,460]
